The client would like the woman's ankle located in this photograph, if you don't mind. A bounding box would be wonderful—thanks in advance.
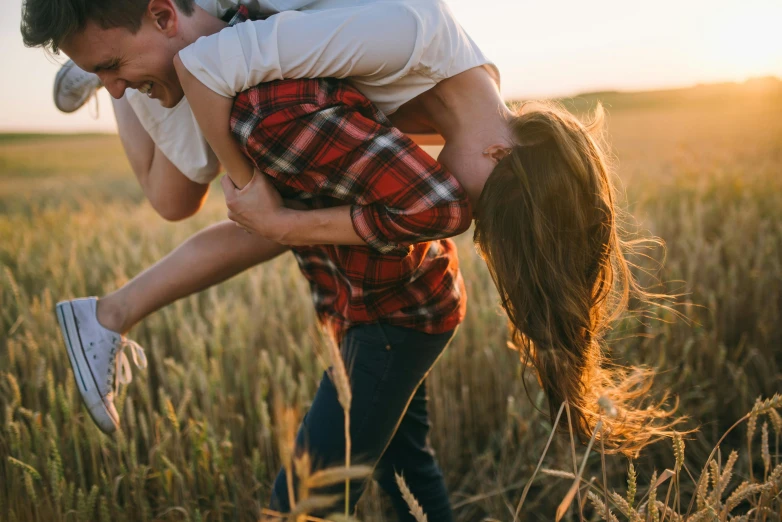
[96,295,132,334]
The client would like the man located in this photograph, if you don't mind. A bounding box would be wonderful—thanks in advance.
[22,0,471,518]
[50,0,326,221]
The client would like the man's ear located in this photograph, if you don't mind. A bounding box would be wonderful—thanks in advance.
[147,0,179,36]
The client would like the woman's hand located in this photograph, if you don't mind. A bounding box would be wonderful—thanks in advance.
[221,171,292,240]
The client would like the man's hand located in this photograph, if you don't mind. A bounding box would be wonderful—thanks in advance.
[221,171,292,240]
[221,171,363,246]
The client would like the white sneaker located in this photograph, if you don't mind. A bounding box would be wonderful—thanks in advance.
[53,60,102,113]
[55,298,147,434]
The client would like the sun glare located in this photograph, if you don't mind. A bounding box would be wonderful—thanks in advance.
[700,3,782,80]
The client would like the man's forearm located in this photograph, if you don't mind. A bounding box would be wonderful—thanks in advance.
[111,95,210,221]
[273,206,364,246]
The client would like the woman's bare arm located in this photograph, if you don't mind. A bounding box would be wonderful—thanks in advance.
[174,53,255,189]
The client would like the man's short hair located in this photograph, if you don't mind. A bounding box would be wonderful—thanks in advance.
[21,0,196,53]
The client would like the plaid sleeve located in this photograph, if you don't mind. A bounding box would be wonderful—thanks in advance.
[346,132,472,254]
[231,80,473,254]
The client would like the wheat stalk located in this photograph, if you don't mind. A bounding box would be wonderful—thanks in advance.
[609,491,638,520]
[514,401,565,519]
[395,472,428,522]
[541,468,577,479]
[762,422,771,480]
[648,470,659,522]
[556,415,603,521]
[587,491,618,522]
[324,338,352,516]
[294,452,312,513]
[627,461,637,510]
[305,466,372,489]
[748,399,760,483]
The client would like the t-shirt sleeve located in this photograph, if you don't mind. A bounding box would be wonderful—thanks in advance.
[125,90,220,184]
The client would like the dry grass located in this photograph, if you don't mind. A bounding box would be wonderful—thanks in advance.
[1,79,781,520]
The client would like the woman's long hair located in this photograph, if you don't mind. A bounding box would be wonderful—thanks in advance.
[474,101,678,456]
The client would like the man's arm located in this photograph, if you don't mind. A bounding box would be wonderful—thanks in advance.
[220,173,364,246]
[112,95,210,221]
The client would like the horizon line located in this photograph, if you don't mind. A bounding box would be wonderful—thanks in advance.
[2,75,779,135]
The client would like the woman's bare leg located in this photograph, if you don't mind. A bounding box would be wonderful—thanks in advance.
[96,221,289,334]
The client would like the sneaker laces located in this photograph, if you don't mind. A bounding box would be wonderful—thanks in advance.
[109,338,148,394]
[87,92,100,120]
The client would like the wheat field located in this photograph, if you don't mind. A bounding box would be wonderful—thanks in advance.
[1,79,781,521]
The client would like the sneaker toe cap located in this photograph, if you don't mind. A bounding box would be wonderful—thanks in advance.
[85,397,119,434]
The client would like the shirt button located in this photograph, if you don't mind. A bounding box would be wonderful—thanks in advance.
[385,345,391,351]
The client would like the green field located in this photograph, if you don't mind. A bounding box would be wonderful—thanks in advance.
[1,79,781,521]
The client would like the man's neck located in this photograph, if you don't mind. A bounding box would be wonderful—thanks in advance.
[180,5,228,46]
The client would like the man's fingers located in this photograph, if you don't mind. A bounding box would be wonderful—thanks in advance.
[242,170,259,191]
[232,220,252,234]
[226,210,250,233]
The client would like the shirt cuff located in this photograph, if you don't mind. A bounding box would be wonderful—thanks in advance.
[350,205,413,255]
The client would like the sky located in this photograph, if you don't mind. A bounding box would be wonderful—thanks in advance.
[1,0,780,132]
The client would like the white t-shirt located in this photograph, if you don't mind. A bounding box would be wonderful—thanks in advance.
[127,0,497,183]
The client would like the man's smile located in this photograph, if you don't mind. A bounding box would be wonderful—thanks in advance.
[137,81,154,95]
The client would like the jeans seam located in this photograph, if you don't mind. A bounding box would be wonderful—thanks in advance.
[351,334,394,443]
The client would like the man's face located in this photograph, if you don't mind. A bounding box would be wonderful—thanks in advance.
[59,3,186,108]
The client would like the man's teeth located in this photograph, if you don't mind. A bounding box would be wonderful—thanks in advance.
[138,82,153,94]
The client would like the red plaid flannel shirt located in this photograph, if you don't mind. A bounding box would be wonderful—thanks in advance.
[226,9,471,340]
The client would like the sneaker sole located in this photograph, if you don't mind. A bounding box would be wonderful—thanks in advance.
[56,302,118,434]
[53,62,94,114]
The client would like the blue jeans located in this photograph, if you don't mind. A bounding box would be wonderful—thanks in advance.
[270,323,456,522]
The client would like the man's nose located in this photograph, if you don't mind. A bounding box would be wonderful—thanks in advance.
[100,74,128,99]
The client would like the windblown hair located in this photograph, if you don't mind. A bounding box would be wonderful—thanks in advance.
[474,101,678,456]
[21,0,195,52]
